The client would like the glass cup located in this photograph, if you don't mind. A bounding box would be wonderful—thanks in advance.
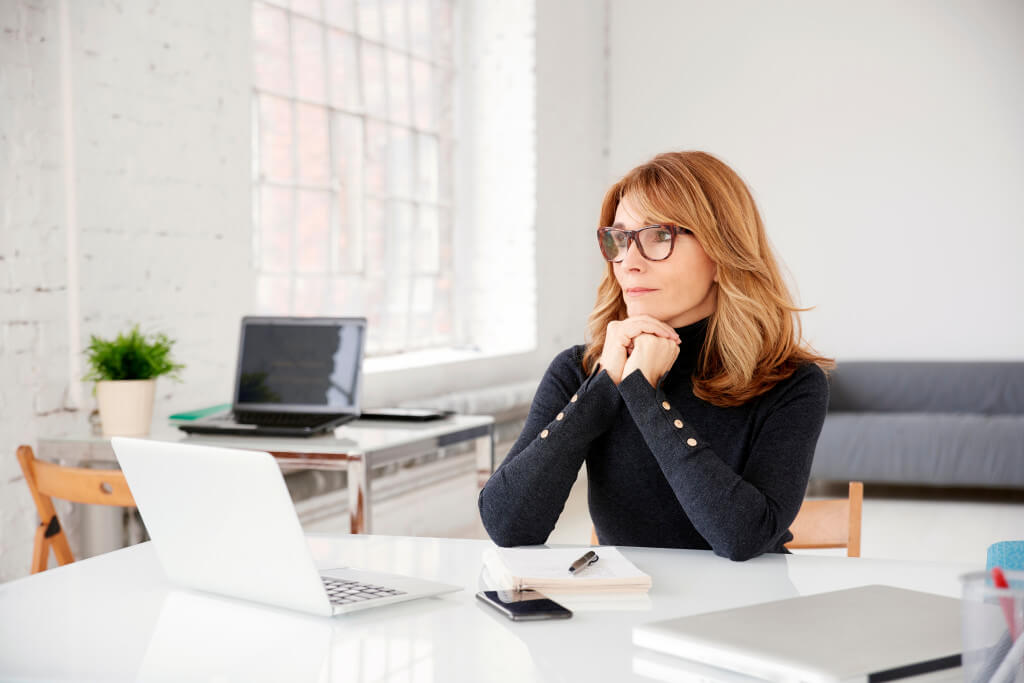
[961,569,1024,683]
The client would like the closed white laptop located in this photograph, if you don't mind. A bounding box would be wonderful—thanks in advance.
[111,437,461,617]
[632,585,963,683]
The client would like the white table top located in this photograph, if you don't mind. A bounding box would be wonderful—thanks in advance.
[42,413,493,453]
[0,535,977,682]
[38,414,494,470]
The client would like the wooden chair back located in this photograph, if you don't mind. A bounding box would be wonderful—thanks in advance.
[785,481,863,557]
[16,445,136,573]
[588,482,864,558]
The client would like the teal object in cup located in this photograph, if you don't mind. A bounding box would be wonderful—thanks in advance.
[988,541,1024,573]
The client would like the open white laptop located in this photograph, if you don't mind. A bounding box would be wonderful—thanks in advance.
[111,437,462,617]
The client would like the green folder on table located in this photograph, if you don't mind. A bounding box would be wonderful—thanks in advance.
[168,404,231,422]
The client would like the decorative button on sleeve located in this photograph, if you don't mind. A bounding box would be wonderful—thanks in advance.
[556,412,564,421]
[540,429,550,439]
[570,394,578,403]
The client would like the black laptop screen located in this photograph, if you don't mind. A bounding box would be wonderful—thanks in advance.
[235,320,364,411]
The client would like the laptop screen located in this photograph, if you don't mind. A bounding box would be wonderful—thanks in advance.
[234,317,366,413]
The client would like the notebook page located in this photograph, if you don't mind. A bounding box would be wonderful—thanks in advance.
[500,547,643,578]
[483,546,651,590]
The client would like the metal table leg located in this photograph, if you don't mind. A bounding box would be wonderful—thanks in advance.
[476,424,495,489]
[347,454,370,534]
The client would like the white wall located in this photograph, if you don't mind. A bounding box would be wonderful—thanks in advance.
[608,0,1024,359]
[0,0,608,582]
[0,0,253,581]
[456,1,537,356]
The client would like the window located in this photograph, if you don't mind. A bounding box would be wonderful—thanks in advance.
[251,0,456,356]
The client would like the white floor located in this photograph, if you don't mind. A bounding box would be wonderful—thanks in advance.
[478,470,1024,567]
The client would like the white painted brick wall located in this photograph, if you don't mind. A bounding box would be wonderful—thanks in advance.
[0,0,610,583]
[0,0,252,582]
[1,0,70,582]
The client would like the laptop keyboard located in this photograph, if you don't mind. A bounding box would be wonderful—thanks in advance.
[233,411,339,428]
[322,577,407,605]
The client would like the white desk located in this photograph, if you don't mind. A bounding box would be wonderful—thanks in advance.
[0,535,977,682]
[38,415,495,534]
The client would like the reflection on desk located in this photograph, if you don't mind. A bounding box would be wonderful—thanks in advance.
[0,534,977,682]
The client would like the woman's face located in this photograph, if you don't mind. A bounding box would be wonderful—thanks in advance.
[611,194,718,328]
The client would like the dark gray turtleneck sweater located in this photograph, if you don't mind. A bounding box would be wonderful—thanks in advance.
[478,316,830,560]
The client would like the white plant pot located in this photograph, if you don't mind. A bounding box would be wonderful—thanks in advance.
[96,379,156,437]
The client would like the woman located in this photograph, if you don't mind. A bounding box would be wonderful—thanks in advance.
[478,151,834,561]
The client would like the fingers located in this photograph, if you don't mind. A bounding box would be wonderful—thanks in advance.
[602,316,680,385]
[608,315,680,347]
[623,332,680,388]
[626,315,681,340]
[631,334,682,365]
[631,332,681,351]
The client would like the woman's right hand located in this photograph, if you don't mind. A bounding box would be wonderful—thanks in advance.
[598,315,680,385]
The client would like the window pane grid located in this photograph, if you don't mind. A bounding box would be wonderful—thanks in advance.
[252,87,449,134]
[252,0,455,355]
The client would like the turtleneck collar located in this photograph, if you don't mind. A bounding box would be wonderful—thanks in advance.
[671,315,711,372]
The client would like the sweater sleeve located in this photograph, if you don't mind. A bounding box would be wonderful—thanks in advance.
[478,348,622,547]
[617,364,829,561]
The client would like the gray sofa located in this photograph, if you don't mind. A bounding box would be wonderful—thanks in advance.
[810,362,1024,489]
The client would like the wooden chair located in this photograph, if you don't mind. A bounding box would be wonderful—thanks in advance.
[16,445,136,573]
[588,482,864,558]
[785,481,863,557]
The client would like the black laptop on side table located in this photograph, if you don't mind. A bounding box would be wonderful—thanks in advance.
[178,316,366,438]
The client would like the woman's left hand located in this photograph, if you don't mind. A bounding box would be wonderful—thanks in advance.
[621,333,680,387]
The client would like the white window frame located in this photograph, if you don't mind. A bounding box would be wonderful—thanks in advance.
[251,0,458,357]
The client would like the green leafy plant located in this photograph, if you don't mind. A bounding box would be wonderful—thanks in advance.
[83,325,185,382]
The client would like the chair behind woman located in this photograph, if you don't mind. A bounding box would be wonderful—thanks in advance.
[785,481,863,557]
[589,481,864,557]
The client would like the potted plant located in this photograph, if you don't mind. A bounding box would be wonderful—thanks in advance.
[84,325,184,437]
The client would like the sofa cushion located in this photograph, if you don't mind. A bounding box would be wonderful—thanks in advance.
[811,412,1024,487]
[827,362,1024,415]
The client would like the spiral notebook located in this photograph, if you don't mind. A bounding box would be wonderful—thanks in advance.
[482,546,652,593]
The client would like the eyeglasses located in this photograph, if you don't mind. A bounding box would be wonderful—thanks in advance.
[596,225,692,263]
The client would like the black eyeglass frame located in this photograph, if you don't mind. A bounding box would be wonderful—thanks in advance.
[596,225,692,263]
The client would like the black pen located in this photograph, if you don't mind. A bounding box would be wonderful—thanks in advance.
[568,550,599,575]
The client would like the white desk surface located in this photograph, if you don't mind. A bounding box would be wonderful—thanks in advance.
[0,535,977,682]
[40,413,495,457]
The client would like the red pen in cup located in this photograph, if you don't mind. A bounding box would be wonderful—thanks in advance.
[992,567,1019,640]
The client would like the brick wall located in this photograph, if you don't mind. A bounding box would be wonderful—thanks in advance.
[0,0,252,582]
[0,0,610,582]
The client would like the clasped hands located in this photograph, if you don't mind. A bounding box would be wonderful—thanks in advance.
[598,315,681,387]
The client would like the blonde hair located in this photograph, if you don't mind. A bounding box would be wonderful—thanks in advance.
[583,151,834,407]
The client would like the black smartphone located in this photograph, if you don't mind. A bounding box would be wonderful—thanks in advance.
[475,590,572,621]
